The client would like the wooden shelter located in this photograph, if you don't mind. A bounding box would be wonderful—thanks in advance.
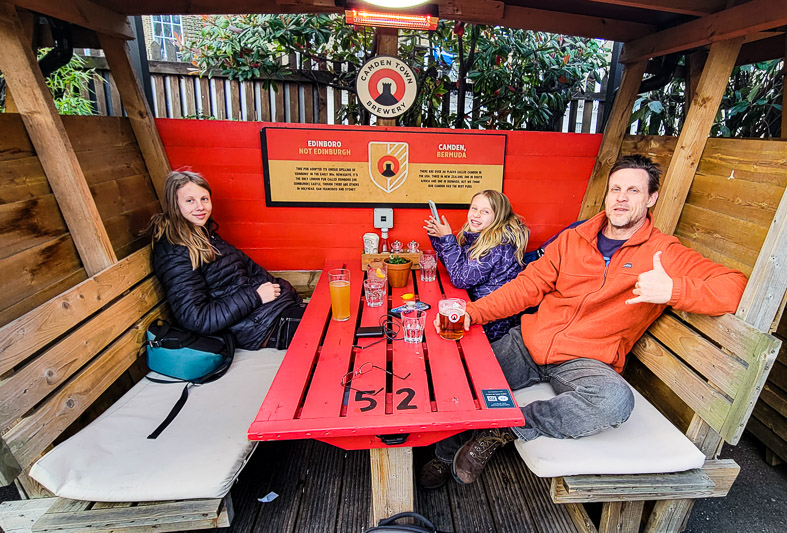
[1,1,787,532]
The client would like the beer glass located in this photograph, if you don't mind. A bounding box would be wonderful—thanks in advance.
[438,298,466,340]
[328,268,351,321]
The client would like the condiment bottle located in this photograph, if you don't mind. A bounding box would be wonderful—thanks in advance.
[380,229,390,253]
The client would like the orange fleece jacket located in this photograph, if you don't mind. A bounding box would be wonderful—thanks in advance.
[466,212,748,372]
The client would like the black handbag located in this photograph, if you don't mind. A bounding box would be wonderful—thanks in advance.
[364,512,448,533]
[143,319,235,439]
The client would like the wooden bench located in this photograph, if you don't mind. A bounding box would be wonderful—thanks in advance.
[531,309,781,533]
[0,246,231,532]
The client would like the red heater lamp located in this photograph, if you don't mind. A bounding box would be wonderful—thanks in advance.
[345,6,439,31]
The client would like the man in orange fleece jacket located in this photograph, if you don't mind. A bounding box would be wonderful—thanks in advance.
[418,155,748,490]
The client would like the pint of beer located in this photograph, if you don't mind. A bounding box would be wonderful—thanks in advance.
[438,298,466,340]
[328,268,351,321]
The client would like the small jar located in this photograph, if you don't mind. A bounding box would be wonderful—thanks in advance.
[407,240,419,253]
[391,240,404,253]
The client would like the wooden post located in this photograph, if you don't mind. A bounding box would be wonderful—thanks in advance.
[99,33,171,207]
[1,6,32,114]
[369,446,413,525]
[684,49,707,110]
[599,500,645,533]
[375,27,398,127]
[736,184,787,332]
[367,24,412,523]
[652,38,743,235]
[0,2,116,276]
[782,33,787,137]
[577,57,648,220]
[644,413,728,533]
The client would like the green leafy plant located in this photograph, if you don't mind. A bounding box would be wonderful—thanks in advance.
[386,255,410,265]
[1,50,98,115]
[630,58,783,138]
[180,14,608,129]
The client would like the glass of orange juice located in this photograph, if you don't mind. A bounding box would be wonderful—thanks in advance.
[328,268,351,321]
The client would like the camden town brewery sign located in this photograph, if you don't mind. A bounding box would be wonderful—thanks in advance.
[355,55,418,118]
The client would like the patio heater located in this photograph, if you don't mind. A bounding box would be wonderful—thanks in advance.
[344,0,439,30]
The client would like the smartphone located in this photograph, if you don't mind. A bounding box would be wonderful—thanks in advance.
[356,326,385,338]
[390,301,431,316]
[428,200,440,222]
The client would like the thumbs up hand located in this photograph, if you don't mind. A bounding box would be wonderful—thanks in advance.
[625,251,673,305]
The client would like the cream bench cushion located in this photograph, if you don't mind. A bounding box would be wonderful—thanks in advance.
[512,383,706,478]
[30,348,285,502]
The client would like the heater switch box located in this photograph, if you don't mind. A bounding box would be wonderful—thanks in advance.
[373,208,393,230]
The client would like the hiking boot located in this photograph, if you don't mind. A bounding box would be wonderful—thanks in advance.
[418,458,452,489]
[452,428,515,485]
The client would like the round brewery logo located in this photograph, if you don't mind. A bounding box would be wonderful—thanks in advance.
[356,55,417,118]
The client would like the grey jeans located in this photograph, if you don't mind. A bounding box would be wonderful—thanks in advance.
[435,326,634,462]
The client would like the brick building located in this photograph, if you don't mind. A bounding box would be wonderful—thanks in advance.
[140,14,204,60]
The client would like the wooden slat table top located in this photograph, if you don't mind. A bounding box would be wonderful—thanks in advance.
[248,259,524,449]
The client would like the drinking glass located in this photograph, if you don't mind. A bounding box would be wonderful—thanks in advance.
[328,268,351,321]
[363,279,386,308]
[420,250,437,282]
[366,260,388,287]
[401,310,427,344]
[438,298,466,340]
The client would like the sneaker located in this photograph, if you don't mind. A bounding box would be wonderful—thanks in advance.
[418,458,452,489]
[452,428,515,485]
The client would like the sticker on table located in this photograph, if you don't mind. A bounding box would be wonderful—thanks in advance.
[481,389,516,409]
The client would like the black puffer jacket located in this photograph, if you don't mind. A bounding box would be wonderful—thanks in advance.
[152,228,301,350]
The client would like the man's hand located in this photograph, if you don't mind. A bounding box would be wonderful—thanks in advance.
[626,251,673,305]
[432,312,472,335]
[257,282,281,303]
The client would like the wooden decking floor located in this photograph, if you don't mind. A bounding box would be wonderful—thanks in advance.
[202,439,579,533]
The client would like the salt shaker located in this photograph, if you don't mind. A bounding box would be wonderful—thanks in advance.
[391,240,403,253]
[407,240,419,253]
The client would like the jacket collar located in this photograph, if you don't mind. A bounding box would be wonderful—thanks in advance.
[462,231,480,244]
[576,211,655,247]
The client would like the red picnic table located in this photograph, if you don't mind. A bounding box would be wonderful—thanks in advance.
[248,258,524,522]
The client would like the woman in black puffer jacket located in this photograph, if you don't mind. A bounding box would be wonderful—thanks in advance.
[147,171,304,350]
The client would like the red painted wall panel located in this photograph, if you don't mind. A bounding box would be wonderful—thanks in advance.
[156,119,601,270]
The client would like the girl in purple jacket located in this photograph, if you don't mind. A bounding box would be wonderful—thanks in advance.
[424,190,529,342]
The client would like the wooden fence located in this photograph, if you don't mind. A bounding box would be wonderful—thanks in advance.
[80,57,610,133]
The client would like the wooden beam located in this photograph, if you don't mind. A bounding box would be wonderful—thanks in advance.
[737,32,787,65]
[7,0,132,39]
[621,0,787,63]
[99,34,170,207]
[95,0,339,16]
[652,38,743,235]
[736,185,787,332]
[439,0,505,21]
[585,0,726,17]
[577,58,648,220]
[0,3,116,276]
[0,7,32,114]
[369,447,413,526]
[375,27,398,128]
[599,500,644,533]
[454,4,656,42]
[684,49,706,108]
[783,34,787,136]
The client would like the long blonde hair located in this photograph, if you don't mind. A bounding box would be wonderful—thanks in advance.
[457,190,529,265]
[145,171,218,269]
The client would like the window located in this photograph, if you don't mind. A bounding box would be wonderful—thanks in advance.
[151,15,182,60]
